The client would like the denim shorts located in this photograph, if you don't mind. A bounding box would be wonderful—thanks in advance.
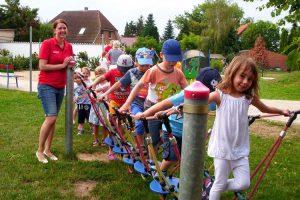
[162,131,182,161]
[37,84,65,117]
[131,103,144,135]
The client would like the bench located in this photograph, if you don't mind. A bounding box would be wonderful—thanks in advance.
[0,64,23,88]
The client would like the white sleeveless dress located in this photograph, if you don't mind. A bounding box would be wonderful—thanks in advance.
[208,91,252,160]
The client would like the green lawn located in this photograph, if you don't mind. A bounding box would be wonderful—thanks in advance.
[0,71,299,199]
[259,71,300,100]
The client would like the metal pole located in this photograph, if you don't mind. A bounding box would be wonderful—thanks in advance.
[65,61,75,157]
[101,34,104,52]
[179,81,209,200]
[29,26,32,94]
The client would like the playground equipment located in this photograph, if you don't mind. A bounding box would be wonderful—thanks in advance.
[182,50,208,80]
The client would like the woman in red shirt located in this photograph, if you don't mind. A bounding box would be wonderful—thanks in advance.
[36,19,74,163]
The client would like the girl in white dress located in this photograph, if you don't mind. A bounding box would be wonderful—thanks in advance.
[208,56,289,200]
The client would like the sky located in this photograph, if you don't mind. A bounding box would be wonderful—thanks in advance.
[2,0,290,36]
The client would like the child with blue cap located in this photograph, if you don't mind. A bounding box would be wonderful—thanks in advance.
[99,47,153,148]
[120,39,188,156]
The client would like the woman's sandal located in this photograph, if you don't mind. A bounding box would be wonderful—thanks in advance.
[36,151,48,164]
[43,151,58,161]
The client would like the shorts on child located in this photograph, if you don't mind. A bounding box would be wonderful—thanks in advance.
[148,119,162,146]
[162,131,182,161]
[37,84,65,117]
[77,104,91,123]
[131,103,144,135]
[89,103,106,126]
[109,100,122,114]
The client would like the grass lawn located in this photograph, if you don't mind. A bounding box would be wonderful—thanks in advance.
[259,71,300,100]
[0,71,299,199]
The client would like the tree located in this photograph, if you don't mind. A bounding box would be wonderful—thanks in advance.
[162,19,174,42]
[174,0,243,54]
[0,0,40,41]
[250,36,269,76]
[136,15,144,36]
[240,20,280,52]
[124,21,137,36]
[36,22,53,41]
[243,0,300,25]
[142,14,159,42]
[279,28,289,52]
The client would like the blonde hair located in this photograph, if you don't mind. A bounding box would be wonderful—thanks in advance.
[81,67,91,75]
[113,40,121,48]
[217,56,259,99]
[94,66,107,75]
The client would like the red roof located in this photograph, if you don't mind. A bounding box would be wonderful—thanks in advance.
[239,50,287,71]
[120,36,137,47]
[237,23,249,35]
[51,10,118,43]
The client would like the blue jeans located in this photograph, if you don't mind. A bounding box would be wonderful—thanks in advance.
[38,84,65,117]
[162,131,182,161]
[131,103,144,135]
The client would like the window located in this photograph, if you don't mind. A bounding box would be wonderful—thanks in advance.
[78,28,86,35]
[109,31,112,39]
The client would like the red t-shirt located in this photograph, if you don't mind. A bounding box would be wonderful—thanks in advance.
[104,69,130,104]
[104,45,112,62]
[38,38,74,88]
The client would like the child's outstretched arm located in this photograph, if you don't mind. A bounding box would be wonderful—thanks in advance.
[99,81,122,100]
[134,98,173,120]
[119,80,145,113]
[91,75,106,89]
[252,96,290,116]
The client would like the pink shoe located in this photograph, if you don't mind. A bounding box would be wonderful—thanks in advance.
[107,153,116,160]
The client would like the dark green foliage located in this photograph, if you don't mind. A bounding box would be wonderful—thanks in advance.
[142,14,159,42]
[161,19,175,42]
[243,0,300,25]
[124,21,137,37]
[0,49,39,70]
[241,21,280,52]
[0,0,40,42]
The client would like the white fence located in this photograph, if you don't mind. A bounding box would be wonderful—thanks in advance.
[0,41,104,58]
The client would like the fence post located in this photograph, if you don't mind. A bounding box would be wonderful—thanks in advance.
[65,61,75,157]
[179,81,209,200]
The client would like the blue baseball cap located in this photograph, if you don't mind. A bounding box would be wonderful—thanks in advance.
[196,67,222,92]
[135,47,153,65]
[162,39,182,62]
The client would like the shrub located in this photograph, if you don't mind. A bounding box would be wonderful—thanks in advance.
[13,55,29,70]
[210,59,223,72]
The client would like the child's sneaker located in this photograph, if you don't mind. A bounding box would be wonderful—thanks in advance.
[107,153,116,160]
[93,140,99,146]
[77,129,84,135]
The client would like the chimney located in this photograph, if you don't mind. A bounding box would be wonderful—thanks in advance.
[84,7,88,11]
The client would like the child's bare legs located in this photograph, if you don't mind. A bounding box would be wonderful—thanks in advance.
[72,106,77,125]
[77,123,84,135]
[93,124,99,146]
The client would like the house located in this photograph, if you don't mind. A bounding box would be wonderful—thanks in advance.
[50,7,119,44]
[237,23,249,36]
[239,50,288,71]
[0,29,15,42]
[120,36,137,47]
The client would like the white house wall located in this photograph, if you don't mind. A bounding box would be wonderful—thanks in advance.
[0,42,104,58]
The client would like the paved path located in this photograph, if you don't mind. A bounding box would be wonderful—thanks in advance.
[1,71,299,125]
